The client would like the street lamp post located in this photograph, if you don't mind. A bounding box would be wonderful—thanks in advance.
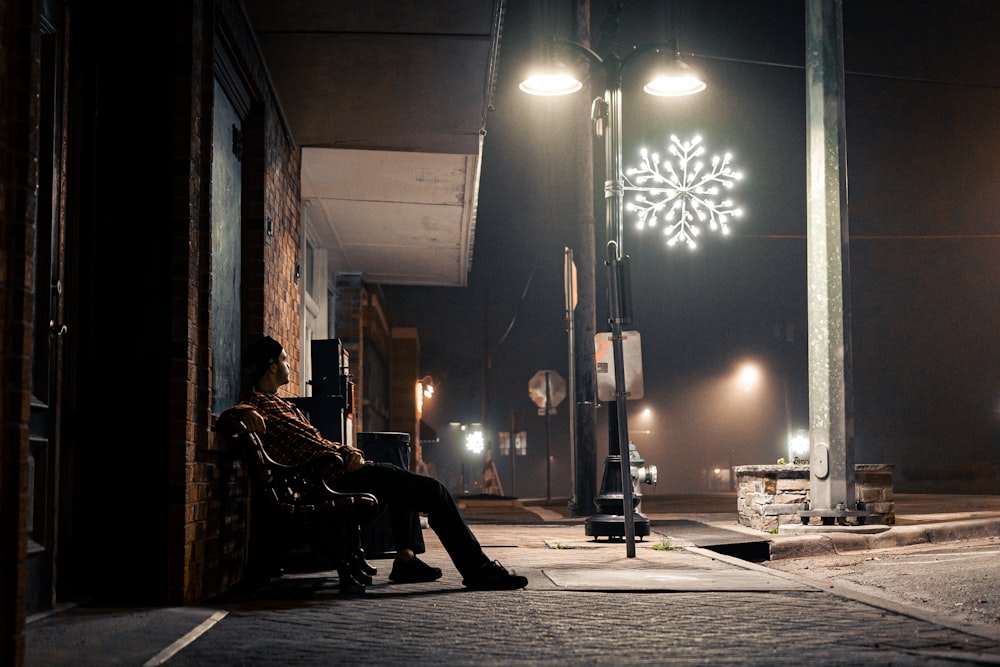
[522,37,706,557]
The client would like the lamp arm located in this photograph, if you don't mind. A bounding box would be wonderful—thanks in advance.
[620,38,681,72]
[547,37,682,70]
[545,38,605,71]
[555,38,683,90]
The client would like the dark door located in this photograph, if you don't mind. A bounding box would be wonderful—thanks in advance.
[26,5,69,614]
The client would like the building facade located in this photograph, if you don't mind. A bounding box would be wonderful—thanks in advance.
[0,2,424,665]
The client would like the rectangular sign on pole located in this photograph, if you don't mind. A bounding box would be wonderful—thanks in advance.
[594,331,644,402]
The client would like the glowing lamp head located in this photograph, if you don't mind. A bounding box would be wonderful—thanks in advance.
[643,51,706,97]
[519,69,583,96]
[644,74,707,97]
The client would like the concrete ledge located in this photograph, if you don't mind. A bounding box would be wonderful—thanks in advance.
[779,523,889,535]
[768,516,1000,560]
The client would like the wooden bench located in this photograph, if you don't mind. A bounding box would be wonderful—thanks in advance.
[215,407,380,594]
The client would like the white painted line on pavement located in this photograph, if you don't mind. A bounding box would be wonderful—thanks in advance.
[143,609,228,666]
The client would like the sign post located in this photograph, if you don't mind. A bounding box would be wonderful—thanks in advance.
[529,370,566,501]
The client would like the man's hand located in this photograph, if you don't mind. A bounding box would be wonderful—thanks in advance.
[342,448,366,473]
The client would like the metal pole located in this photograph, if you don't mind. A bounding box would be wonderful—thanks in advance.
[545,372,552,502]
[510,409,517,497]
[603,58,636,558]
[564,247,578,511]
[804,0,855,518]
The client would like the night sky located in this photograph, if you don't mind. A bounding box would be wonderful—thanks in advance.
[383,0,1000,499]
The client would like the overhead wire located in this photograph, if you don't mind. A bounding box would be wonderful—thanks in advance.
[492,260,537,357]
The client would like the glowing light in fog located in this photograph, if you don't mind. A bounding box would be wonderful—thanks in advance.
[465,426,485,454]
[737,362,762,392]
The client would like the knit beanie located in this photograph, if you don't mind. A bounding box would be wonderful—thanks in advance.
[243,335,283,383]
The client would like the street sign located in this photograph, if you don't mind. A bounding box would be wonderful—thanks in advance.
[594,331,644,402]
[564,249,577,313]
[528,370,566,411]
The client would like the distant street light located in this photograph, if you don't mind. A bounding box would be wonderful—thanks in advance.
[450,421,485,494]
[736,361,763,393]
[416,375,435,426]
[417,375,435,403]
[415,375,436,474]
[464,423,485,454]
[788,429,810,464]
[630,406,659,439]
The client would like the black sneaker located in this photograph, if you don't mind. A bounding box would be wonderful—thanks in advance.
[462,560,528,590]
[388,556,443,584]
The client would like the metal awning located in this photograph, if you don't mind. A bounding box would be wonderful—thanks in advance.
[419,419,439,445]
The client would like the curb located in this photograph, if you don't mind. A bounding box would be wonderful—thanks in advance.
[768,516,1000,560]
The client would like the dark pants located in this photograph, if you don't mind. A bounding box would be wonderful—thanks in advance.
[331,462,489,577]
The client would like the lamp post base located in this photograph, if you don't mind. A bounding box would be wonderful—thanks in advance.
[585,512,651,540]
[585,453,650,540]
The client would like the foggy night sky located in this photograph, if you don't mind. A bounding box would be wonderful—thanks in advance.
[382,0,1000,499]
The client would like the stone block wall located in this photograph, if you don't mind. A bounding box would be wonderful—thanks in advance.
[735,464,895,532]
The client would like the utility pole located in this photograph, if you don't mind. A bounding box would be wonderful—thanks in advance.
[800,0,862,526]
[570,0,598,518]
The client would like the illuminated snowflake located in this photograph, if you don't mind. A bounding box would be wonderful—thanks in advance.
[625,135,744,250]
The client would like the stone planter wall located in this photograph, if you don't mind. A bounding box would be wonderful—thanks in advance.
[735,464,895,532]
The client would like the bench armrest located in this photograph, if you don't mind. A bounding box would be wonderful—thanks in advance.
[215,406,377,515]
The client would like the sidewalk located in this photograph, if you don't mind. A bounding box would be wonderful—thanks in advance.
[516,492,1000,560]
[25,493,1000,666]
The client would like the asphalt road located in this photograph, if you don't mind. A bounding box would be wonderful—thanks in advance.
[761,536,1000,638]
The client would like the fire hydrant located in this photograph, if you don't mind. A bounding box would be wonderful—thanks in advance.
[629,442,658,513]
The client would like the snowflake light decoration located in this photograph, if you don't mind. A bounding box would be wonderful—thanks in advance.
[625,135,744,250]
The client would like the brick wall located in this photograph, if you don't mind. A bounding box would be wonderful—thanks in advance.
[0,0,40,662]
[186,0,303,604]
[0,0,309,649]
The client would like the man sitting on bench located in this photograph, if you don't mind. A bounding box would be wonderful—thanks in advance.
[238,335,528,591]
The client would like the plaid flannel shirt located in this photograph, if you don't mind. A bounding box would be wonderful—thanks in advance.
[240,390,354,467]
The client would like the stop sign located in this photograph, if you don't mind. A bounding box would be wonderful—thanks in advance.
[528,370,566,410]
